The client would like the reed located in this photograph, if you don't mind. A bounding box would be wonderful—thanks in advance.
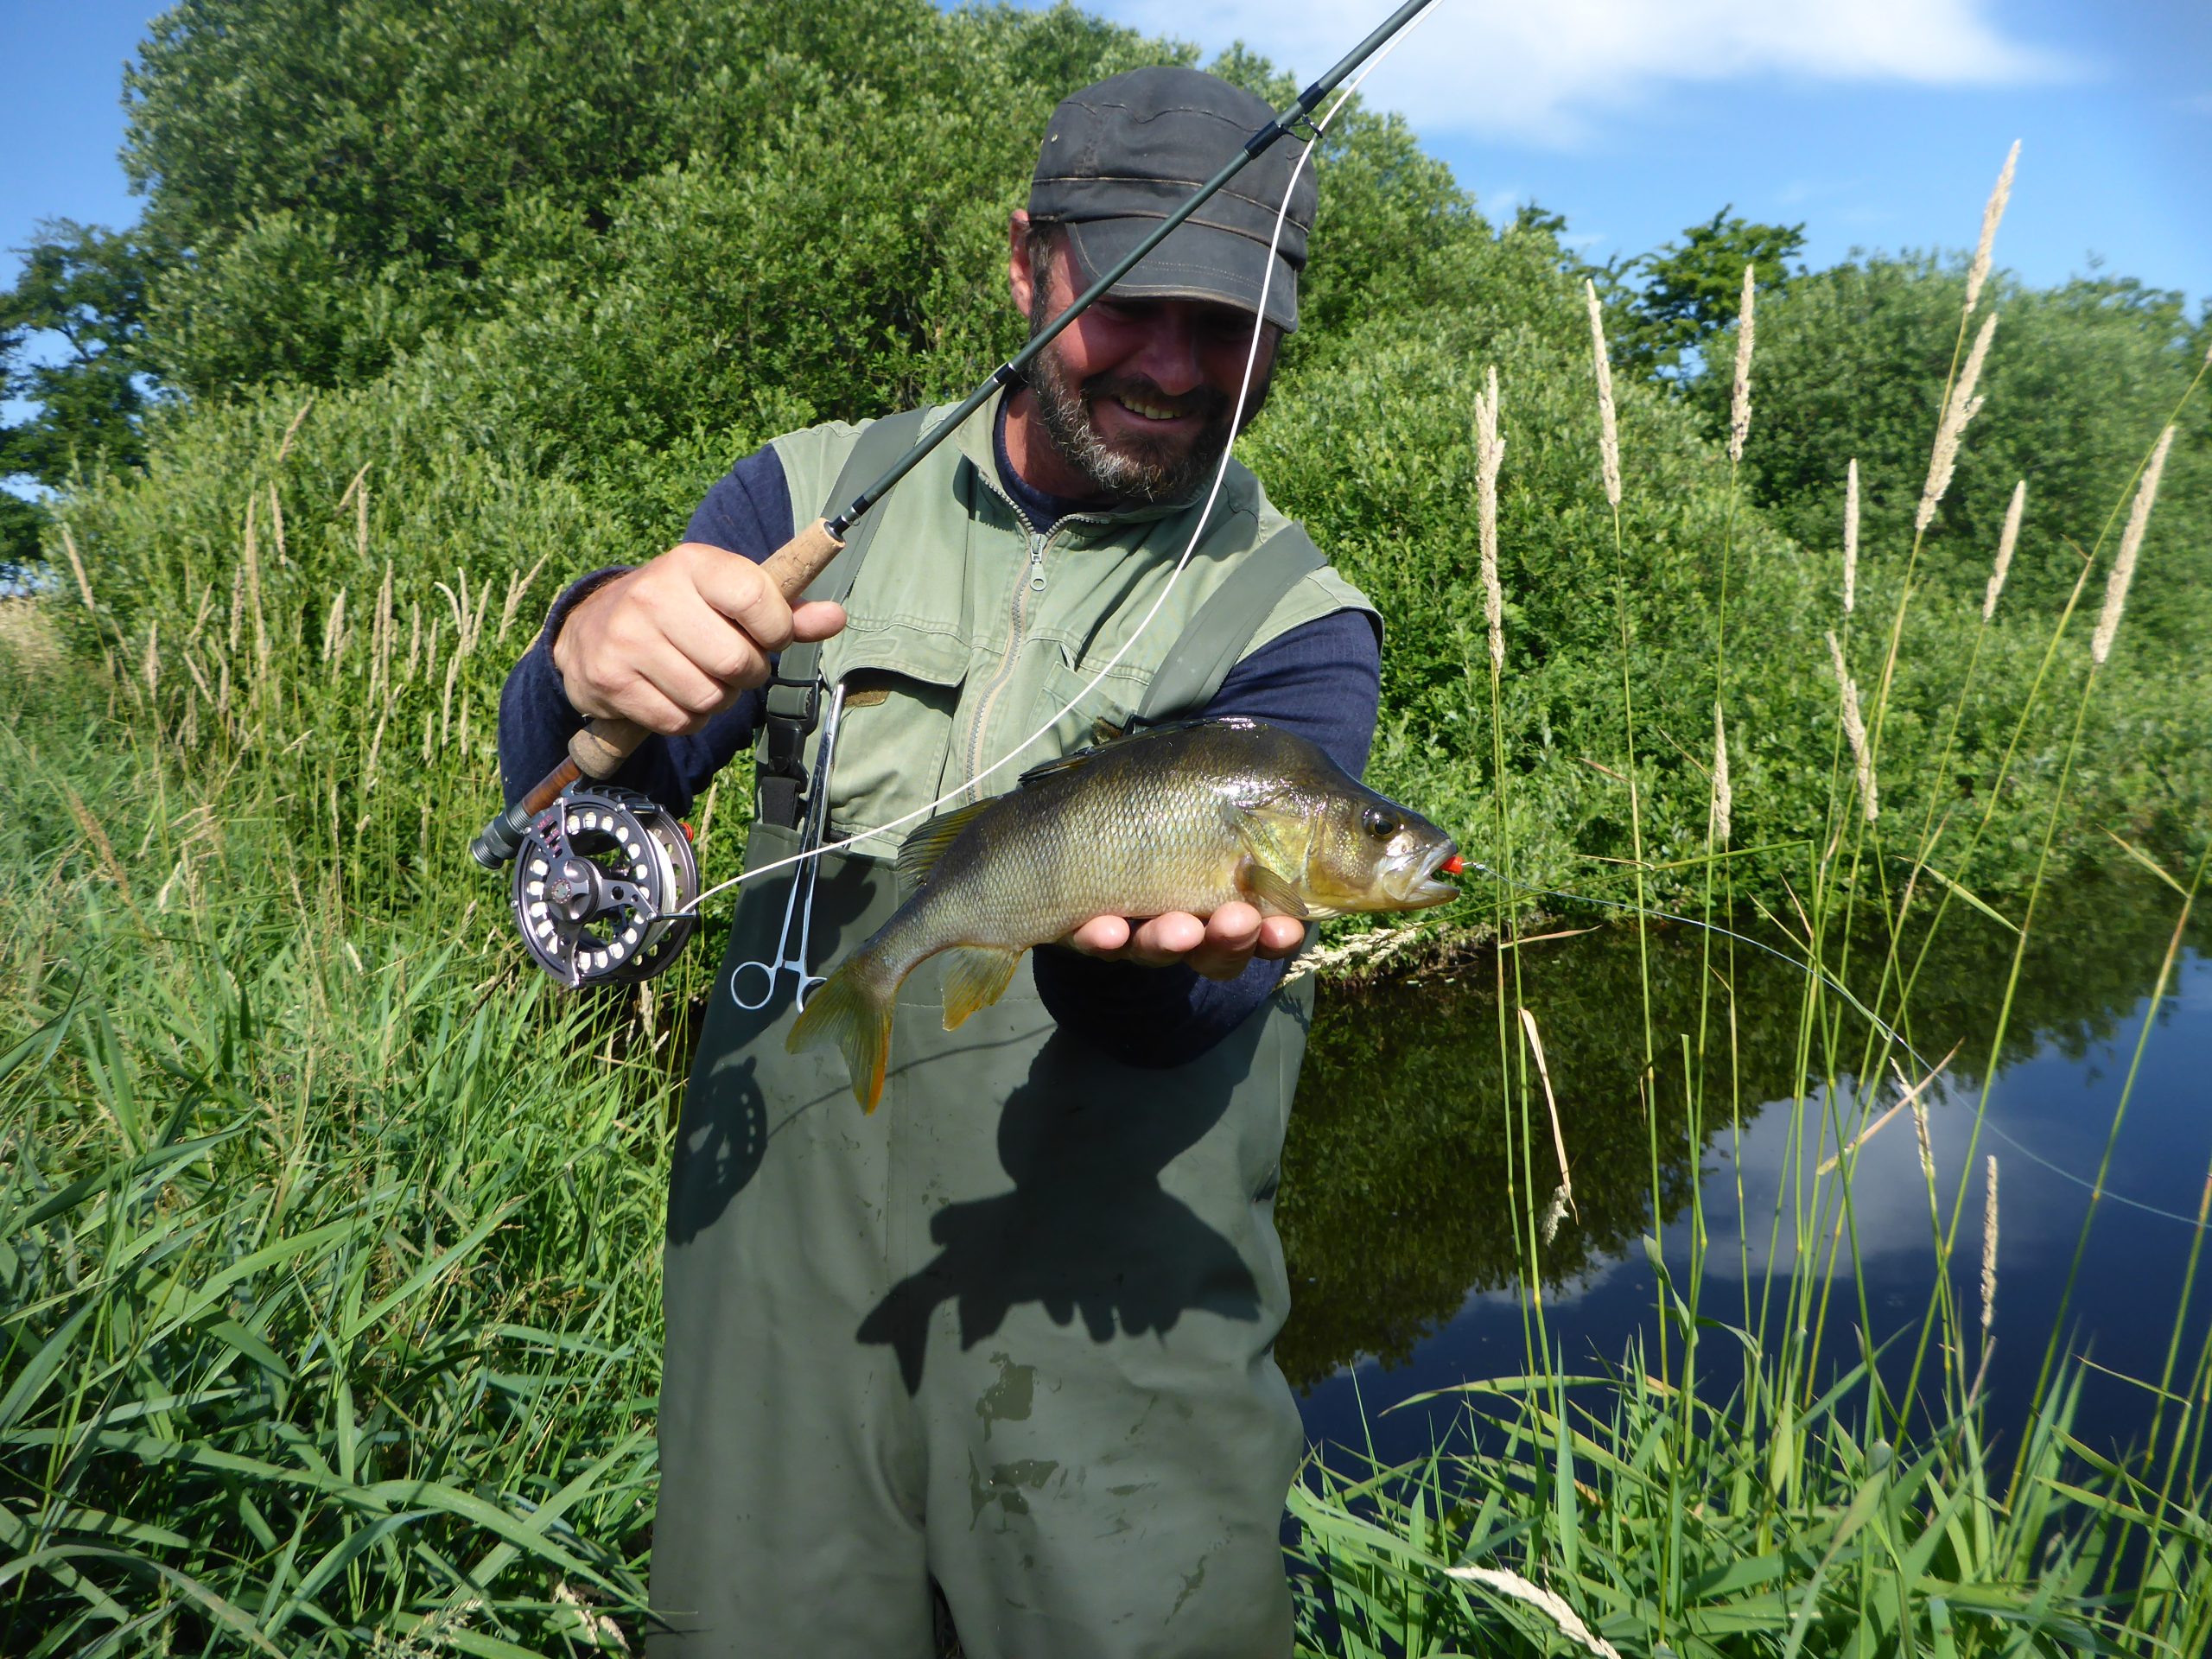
[1984,478,2025,620]
[1474,365,1504,673]
[2091,424,2174,665]
[1916,311,1997,534]
[1840,459,1859,614]
[1726,263,1755,465]
[1827,631,1878,824]
[1963,141,2018,317]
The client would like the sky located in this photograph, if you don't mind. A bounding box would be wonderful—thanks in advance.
[3,0,2207,364]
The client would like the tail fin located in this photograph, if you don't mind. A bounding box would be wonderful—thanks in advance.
[787,958,896,1112]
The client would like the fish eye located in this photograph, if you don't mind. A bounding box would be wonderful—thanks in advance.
[1361,806,1400,840]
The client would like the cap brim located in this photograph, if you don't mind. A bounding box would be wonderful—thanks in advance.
[1063,217,1300,334]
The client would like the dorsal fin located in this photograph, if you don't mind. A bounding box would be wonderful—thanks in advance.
[1016,716,1239,791]
[895,800,993,887]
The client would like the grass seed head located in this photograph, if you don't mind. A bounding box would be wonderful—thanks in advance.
[1475,364,1506,672]
[1728,263,1756,463]
[2092,425,2174,665]
[1843,459,1860,614]
[1827,631,1878,823]
[1981,1154,1999,1334]
[1985,480,2025,620]
[1964,141,2019,316]
[1712,701,1732,844]
[1917,312,1999,534]
[1540,1184,1570,1248]
[60,523,98,615]
[1585,279,1622,507]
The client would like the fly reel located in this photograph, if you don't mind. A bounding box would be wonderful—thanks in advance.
[510,786,698,988]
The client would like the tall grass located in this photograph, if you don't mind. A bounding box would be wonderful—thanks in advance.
[3,156,2208,1659]
[1289,155,2212,1657]
[1,445,721,1649]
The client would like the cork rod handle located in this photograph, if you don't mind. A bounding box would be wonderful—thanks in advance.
[560,517,846,783]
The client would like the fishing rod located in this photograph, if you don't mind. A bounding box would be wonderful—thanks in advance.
[467,0,1439,989]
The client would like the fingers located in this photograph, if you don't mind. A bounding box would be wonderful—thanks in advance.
[1255,915,1307,958]
[1065,915,1134,956]
[1062,905,1306,981]
[551,543,851,734]
[1185,903,1262,980]
[686,543,801,652]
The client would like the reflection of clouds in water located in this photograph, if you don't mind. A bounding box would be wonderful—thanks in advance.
[1695,1078,2011,1282]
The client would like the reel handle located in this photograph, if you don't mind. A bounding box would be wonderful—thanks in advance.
[471,517,846,867]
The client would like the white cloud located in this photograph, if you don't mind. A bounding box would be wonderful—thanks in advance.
[1087,1,2069,144]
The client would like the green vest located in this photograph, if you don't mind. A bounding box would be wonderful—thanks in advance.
[766,390,1374,846]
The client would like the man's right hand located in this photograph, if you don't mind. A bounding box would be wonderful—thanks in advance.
[550,542,848,735]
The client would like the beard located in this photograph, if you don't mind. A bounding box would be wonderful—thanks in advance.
[1021,285,1272,506]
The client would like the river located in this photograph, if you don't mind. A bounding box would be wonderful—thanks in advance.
[1281,868,2212,1469]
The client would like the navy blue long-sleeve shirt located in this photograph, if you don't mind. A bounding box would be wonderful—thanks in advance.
[497,416,1379,1065]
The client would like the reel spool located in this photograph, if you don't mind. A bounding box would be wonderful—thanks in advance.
[510,786,698,988]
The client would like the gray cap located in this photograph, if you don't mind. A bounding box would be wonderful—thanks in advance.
[1028,67,1318,334]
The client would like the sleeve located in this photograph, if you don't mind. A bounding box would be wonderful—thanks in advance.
[1030,606,1383,1067]
[494,445,798,816]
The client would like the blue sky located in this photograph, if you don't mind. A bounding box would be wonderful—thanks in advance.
[4,0,2207,336]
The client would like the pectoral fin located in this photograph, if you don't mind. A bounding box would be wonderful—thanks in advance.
[1236,856,1310,920]
[939,944,1025,1030]
[1217,798,1309,918]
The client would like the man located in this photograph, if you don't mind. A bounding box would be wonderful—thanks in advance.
[499,67,1380,1658]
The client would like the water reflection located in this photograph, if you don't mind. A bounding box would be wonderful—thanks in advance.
[1280,870,2212,1461]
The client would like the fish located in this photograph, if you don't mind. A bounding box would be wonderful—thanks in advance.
[787,716,1464,1109]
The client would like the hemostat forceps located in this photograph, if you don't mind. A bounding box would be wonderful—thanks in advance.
[728,680,847,1013]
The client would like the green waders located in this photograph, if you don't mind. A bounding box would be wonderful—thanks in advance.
[655,827,1313,1656]
[648,401,1368,1656]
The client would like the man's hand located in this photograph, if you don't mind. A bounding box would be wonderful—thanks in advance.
[551,542,848,735]
[1063,902,1306,981]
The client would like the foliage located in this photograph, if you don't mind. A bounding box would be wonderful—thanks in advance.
[1,222,154,569]
[1690,257,2212,650]
[1599,205,1806,380]
[7,0,2212,1651]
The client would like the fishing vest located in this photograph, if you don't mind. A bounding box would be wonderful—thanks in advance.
[755,391,1376,849]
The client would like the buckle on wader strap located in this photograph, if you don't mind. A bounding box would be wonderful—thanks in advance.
[756,671,822,831]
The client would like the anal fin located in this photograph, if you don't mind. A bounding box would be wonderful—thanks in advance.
[939,944,1025,1030]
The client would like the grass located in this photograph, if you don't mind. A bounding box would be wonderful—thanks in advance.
[3,175,2209,1659]
[1284,181,2212,1657]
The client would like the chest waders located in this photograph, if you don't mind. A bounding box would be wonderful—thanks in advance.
[651,405,1362,1658]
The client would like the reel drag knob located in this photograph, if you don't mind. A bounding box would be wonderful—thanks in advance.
[511,786,699,988]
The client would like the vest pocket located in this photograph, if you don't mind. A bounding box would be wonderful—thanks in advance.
[816,653,965,846]
[1030,649,1146,761]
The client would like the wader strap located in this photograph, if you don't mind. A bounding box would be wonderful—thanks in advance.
[756,408,934,830]
[1135,522,1328,724]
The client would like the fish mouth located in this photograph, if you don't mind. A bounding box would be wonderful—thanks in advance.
[1392,841,1466,908]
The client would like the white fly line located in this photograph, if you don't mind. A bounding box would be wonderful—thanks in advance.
[684,0,1442,918]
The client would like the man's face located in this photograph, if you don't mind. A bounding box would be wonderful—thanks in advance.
[1014,221,1280,505]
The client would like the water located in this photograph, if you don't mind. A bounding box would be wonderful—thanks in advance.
[1280,869,2212,1469]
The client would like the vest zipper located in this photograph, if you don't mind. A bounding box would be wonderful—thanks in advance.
[961,518,1049,801]
[957,467,1120,803]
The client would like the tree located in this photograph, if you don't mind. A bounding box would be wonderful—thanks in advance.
[1696,256,2210,646]
[1606,206,1804,381]
[1,222,151,565]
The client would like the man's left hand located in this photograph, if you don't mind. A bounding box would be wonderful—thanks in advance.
[1063,903,1306,981]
